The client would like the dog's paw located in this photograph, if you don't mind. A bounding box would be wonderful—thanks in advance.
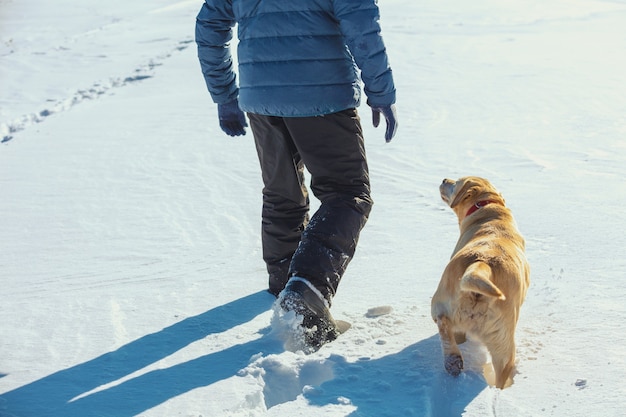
[445,353,464,376]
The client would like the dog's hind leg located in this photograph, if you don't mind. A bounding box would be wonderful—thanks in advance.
[436,315,463,376]
[485,333,516,389]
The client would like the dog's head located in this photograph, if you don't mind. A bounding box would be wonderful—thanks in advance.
[440,176,505,221]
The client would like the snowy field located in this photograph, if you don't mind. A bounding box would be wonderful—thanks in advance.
[2,0,626,415]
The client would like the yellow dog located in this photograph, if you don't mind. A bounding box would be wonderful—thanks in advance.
[432,176,530,388]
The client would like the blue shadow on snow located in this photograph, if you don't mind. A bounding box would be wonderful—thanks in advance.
[0,290,279,416]
[304,335,487,417]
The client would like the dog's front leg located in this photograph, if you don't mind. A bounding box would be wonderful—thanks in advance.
[436,315,463,376]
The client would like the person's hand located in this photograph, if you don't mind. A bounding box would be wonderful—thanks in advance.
[371,104,398,143]
[218,99,247,136]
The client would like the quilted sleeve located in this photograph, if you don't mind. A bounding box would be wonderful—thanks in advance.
[195,1,239,104]
[333,0,396,107]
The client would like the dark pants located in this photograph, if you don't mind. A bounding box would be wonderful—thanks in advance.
[248,109,373,303]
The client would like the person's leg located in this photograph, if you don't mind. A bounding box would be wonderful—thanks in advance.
[283,108,373,304]
[247,113,310,296]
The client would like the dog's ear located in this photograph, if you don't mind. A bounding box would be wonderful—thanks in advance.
[449,182,476,208]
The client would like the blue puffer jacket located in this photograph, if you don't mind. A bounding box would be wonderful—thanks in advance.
[196,0,396,117]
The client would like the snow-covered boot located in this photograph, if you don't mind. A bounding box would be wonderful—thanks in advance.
[276,277,340,352]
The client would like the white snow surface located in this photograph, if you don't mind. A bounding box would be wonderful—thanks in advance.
[2,0,626,415]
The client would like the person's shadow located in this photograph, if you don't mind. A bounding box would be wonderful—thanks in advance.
[3,293,488,417]
[1,291,278,417]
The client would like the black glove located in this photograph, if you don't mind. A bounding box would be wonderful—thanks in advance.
[217,99,248,136]
[371,104,398,143]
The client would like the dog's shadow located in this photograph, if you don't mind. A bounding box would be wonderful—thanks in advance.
[303,335,489,417]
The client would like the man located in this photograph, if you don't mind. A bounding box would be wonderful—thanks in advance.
[196,0,397,351]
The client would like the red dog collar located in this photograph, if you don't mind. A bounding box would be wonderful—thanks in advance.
[466,200,501,217]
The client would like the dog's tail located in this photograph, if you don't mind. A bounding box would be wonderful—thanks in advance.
[461,262,506,300]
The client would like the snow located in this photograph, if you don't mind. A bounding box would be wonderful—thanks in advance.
[1,0,626,415]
